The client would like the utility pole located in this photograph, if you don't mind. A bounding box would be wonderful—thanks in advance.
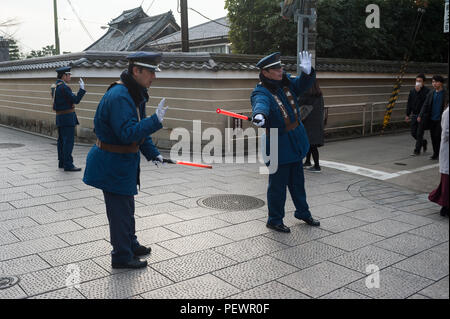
[53,0,61,55]
[180,0,189,52]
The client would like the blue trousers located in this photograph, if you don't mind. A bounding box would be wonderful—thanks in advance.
[103,191,140,264]
[57,126,75,169]
[267,161,312,225]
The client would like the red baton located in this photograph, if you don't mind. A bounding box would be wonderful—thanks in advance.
[163,159,213,169]
[216,108,251,121]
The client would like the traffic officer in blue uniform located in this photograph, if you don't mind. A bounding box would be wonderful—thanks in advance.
[52,66,86,172]
[251,51,320,233]
[83,52,168,269]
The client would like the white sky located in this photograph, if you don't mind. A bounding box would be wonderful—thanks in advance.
[0,0,228,54]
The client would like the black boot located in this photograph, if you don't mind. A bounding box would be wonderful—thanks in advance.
[133,245,152,257]
[266,223,291,233]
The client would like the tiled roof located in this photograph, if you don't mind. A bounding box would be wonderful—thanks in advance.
[0,51,447,74]
[85,10,179,52]
[147,17,230,49]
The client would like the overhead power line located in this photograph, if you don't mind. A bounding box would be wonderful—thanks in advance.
[188,7,228,27]
[66,0,95,42]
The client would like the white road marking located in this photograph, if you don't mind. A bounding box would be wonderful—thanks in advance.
[320,160,439,181]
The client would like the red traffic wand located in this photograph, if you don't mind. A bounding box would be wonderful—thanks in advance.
[163,159,213,169]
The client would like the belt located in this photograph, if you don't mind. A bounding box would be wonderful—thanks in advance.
[55,109,75,115]
[285,121,299,132]
[96,139,140,154]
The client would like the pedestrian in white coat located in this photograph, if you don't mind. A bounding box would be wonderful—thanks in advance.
[429,102,449,217]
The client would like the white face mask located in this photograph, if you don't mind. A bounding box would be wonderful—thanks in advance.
[416,82,423,88]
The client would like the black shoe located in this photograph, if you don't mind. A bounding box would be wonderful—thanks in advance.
[422,140,428,153]
[266,223,291,233]
[440,207,449,217]
[297,216,321,227]
[304,162,312,168]
[411,151,420,156]
[112,258,148,269]
[430,155,439,160]
[307,166,322,173]
[64,167,82,172]
[133,245,151,257]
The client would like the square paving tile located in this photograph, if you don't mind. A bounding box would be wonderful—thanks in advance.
[141,274,240,299]
[345,207,400,223]
[330,245,406,273]
[264,224,332,247]
[165,216,232,236]
[358,219,418,238]
[135,227,181,246]
[347,267,434,299]
[318,229,385,252]
[77,268,173,299]
[270,241,346,269]
[278,261,363,298]
[373,233,440,257]
[152,250,236,282]
[0,236,68,262]
[228,281,310,299]
[29,288,86,299]
[213,256,298,290]
[0,255,50,276]
[309,204,354,219]
[18,259,109,297]
[319,215,368,233]
[214,236,289,262]
[57,226,110,245]
[11,220,83,241]
[213,220,270,241]
[319,287,371,299]
[408,223,449,243]
[419,277,449,299]
[38,240,112,266]
[393,250,449,281]
[158,231,233,256]
[214,209,267,224]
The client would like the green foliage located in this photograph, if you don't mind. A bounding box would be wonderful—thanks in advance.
[26,45,57,59]
[226,0,448,62]
[8,38,22,60]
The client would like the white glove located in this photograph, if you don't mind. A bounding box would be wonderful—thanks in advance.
[252,114,265,127]
[299,51,312,75]
[152,155,165,167]
[79,78,85,90]
[156,98,168,123]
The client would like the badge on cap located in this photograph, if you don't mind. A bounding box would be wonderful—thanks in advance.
[126,52,163,72]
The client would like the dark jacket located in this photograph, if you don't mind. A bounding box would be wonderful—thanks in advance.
[52,80,86,127]
[419,89,448,129]
[83,73,162,196]
[298,93,325,146]
[406,86,430,116]
[251,70,316,165]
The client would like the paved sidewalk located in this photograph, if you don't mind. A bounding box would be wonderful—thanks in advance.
[0,126,448,299]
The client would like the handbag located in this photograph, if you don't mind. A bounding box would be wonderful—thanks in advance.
[300,104,313,121]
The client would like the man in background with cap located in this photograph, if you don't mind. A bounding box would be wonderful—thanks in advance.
[251,51,320,233]
[83,52,168,269]
[52,66,86,172]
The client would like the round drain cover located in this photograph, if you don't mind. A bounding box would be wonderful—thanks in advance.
[0,143,25,149]
[0,276,20,290]
[198,194,265,211]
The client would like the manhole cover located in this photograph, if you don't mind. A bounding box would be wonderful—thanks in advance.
[0,143,25,149]
[198,194,265,211]
[0,276,20,290]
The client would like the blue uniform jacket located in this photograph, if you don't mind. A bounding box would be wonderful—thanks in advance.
[83,84,162,196]
[52,80,86,127]
[252,70,316,165]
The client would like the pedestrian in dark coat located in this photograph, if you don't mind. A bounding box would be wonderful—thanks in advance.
[299,80,325,172]
[406,74,430,156]
[418,75,448,160]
